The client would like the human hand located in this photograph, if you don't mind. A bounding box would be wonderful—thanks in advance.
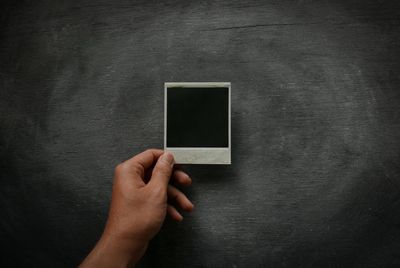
[80,149,193,268]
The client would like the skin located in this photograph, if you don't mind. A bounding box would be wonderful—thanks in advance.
[80,149,194,268]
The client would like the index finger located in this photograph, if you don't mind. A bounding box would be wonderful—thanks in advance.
[125,149,164,176]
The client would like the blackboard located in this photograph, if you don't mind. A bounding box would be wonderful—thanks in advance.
[1,0,400,267]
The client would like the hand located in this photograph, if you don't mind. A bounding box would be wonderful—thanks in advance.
[80,149,194,268]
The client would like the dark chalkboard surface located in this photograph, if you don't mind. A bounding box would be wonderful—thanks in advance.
[1,0,400,267]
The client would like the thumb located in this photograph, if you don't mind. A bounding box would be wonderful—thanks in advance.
[148,152,174,190]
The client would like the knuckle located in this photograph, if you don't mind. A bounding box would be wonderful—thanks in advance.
[167,186,179,199]
[175,192,183,202]
[144,148,154,154]
[114,162,126,175]
[130,162,143,176]
[115,161,143,176]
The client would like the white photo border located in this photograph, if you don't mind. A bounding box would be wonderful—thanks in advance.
[164,82,231,165]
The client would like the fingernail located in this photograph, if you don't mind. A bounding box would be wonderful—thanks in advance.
[160,152,174,165]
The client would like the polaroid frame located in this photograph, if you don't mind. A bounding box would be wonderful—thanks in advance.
[164,82,231,165]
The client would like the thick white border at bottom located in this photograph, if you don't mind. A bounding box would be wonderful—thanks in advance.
[165,148,231,165]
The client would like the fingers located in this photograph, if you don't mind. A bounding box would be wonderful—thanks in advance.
[117,149,163,179]
[148,152,174,191]
[167,205,183,221]
[172,169,192,186]
[126,149,164,176]
[167,185,194,221]
[168,185,194,212]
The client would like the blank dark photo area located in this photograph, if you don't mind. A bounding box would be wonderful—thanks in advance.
[167,87,229,147]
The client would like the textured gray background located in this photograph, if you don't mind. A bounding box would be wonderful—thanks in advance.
[1,0,400,267]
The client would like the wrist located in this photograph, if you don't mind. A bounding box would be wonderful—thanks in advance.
[80,231,148,268]
[101,232,148,267]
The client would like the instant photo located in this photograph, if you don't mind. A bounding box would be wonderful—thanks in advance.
[164,82,231,164]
